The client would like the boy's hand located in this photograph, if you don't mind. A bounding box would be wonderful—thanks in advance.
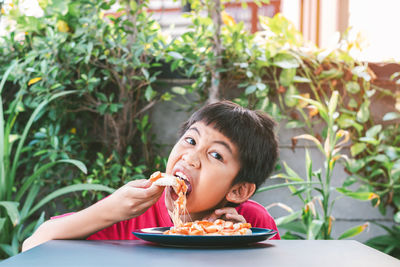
[102,179,164,223]
[202,207,246,223]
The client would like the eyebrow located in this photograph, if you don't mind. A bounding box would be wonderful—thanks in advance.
[188,126,233,155]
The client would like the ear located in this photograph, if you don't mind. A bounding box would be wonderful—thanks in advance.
[226,182,256,204]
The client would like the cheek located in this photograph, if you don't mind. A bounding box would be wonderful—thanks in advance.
[189,167,237,209]
[165,146,179,173]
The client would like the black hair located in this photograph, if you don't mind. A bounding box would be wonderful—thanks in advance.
[179,100,278,190]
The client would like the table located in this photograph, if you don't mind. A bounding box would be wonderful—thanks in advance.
[1,240,399,267]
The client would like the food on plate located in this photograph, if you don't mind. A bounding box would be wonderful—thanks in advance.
[149,171,252,236]
[164,219,252,236]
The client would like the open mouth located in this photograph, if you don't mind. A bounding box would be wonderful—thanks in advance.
[173,171,192,196]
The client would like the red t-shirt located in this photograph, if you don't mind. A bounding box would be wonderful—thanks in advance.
[85,193,280,240]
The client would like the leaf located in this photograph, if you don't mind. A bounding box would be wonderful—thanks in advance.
[0,243,15,257]
[16,159,87,202]
[256,181,318,193]
[283,162,304,181]
[356,101,370,123]
[384,146,398,161]
[145,85,154,101]
[285,120,305,129]
[171,86,186,95]
[293,76,311,83]
[394,211,400,224]
[291,95,328,122]
[345,158,367,173]
[336,188,380,204]
[284,85,299,107]
[338,223,369,239]
[0,218,6,232]
[245,85,257,95]
[366,235,400,250]
[279,68,296,87]
[307,220,324,240]
[352,66,371,81]
[275,211,302,226]
[372,154,389,163]
[96,92,108,102]
[345,81,360,94]
[279,220,307,234]
[273,53,300,69]
[20,184,40,220]
[350,143,366,157]
[28,184,115,217]
[337,115,363,133]
[328,91,339,117]
[366,125,382,138]
[56,20,69,32]
[293,134,323,150]
[318,68,343,80]
[28,77,42,86]
[0,61,17,95]
[256,83,266,91]
[305,150,312,182]
[359,136,379,145]
[383,112,400,121]
[168,51,183,60]
[10,91,77,193]
[0,201,20,226]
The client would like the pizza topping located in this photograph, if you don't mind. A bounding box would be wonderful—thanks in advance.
[164,219,252,236]
[150,171,188,227]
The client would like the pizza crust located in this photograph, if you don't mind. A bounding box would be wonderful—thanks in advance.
[152,175,179,187]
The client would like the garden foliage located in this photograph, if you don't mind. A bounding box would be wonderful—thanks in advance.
[0,0,399,259]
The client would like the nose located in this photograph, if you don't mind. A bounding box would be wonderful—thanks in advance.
[182,152,200,168]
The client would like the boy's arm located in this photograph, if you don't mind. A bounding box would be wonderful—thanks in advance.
[22,179,164,251]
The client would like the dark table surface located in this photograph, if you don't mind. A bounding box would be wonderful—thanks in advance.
[1,239,400,267]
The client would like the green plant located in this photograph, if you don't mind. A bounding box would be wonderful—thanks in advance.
[166,0,272,104]
[61,147,162,210]
[0,63,114,259]
[365,211,400,259]
[0,0,171,213]
[258,91,378,240]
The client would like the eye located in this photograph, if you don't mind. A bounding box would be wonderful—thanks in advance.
[184,137,196,145]
[210,152,223,161]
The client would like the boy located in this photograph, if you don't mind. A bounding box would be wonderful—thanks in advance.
[22,100,280,251]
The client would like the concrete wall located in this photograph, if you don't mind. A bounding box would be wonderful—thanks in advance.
[150,80,395,242]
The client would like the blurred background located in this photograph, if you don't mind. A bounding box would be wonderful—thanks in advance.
[0,0,399,261]
[2,0,400,62]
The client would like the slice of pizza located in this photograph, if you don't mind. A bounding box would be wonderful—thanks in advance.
[150,171,179,190]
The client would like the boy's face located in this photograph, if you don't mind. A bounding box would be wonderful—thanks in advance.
[165,121,241,221]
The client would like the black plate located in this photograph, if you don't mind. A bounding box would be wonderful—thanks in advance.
[133,227,277,247]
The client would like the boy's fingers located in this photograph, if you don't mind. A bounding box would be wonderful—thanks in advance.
[224,213,246,223]
[203,212,218,222]
[215,207,235,215]
[127,179,151,188]
[124,181,164,200]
